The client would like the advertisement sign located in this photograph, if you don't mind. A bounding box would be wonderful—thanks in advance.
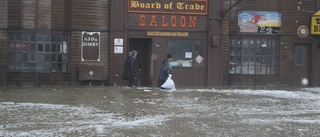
[128,0,207,15]
[311,10,320,35]
[238,11,281,34]
[81,32,100,61]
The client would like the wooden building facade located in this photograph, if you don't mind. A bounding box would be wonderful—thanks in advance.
[109,0,223,87]
[223,0,320,87]
[0,0,319,87]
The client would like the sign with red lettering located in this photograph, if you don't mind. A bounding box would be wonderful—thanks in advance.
[238,11,281,34]
[128,0,207,15]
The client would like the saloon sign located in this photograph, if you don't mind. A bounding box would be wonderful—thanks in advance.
[128,0,207,15]
[128,0,207,29]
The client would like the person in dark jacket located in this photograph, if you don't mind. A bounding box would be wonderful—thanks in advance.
[157,54,173,88]
[124,50,137,88]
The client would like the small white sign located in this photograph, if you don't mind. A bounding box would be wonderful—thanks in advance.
[114,38,123,46]
[114,46,123,53]
[185,52,192,58]
[195,55,204,64]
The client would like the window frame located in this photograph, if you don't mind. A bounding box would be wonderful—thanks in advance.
[229,37,280,75]
[7,32,71,73]
[167,38,206,68]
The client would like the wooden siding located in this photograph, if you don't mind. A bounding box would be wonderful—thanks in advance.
[0,1,7,85]
[8,0,21,29]
[0,0,7,29]
[38,0,51,29]
[0,30,7,85]
[172,68,206,86]
[109,0,126,86]
[22,0,36,29]
[207,0,223,86]
[51,0,64,30]
[71,0,109,31]
[4,0,110,85]
[70,0,110,85]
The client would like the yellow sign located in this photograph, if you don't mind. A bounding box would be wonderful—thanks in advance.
[147,31,189,37]
[311,10,320,35]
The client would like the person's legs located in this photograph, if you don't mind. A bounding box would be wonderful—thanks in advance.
[159,79,166,89]
[128,77,134,87]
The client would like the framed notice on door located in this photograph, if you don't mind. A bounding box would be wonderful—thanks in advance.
[81,32,100,61]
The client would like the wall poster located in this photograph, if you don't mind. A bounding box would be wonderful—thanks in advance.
[238,11,281,34]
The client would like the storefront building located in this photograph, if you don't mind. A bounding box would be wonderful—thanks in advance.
[109,0,223,87]
[224,0,320,87]
[0,0,320,87]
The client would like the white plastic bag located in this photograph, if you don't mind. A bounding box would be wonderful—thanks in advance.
[161,74,176,90]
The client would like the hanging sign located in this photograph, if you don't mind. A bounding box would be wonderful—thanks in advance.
[81,32,100,61]
[311,10,320,35]
[128,0,208,15]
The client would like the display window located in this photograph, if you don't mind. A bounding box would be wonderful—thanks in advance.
[167,39,205,67]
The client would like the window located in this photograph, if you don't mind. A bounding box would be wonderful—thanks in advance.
[167,39,205,67]
[295,46,305,66]
[8,32,70,73]
[229,38,279,74]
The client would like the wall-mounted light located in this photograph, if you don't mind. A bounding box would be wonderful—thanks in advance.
[283,43,290,49]
[155,41,162,47]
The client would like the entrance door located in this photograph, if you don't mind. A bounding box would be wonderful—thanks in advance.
[293,44,312,86]
[129,38,152,86]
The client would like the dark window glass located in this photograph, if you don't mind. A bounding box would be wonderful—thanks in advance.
[22,53,28,61]
[22,33,29,41]
[44,34,50,42]
[8,32,70,73]
[16,33,22,41]
[31,34,36,41]
[30,43,36,52]
[51,34,57,42]
[37,44,43,52]
[229,38,279,75]
[45,44,51,52]
[52,44,57,52]
[295,46,305,66]
[9,33,15,41]
[8,43,15,52]
[37,34,43,41]
[15,53,22,62]
[22,43,29,52]
[44,54,51,62]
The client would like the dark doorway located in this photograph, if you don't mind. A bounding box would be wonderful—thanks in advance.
[129,38,152,86]
[293,44,312,86]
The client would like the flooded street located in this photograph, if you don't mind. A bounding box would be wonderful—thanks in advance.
[1,86,320,137]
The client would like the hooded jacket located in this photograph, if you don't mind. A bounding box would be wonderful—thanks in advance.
[159,59,171,80]
[124,56,136,78]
